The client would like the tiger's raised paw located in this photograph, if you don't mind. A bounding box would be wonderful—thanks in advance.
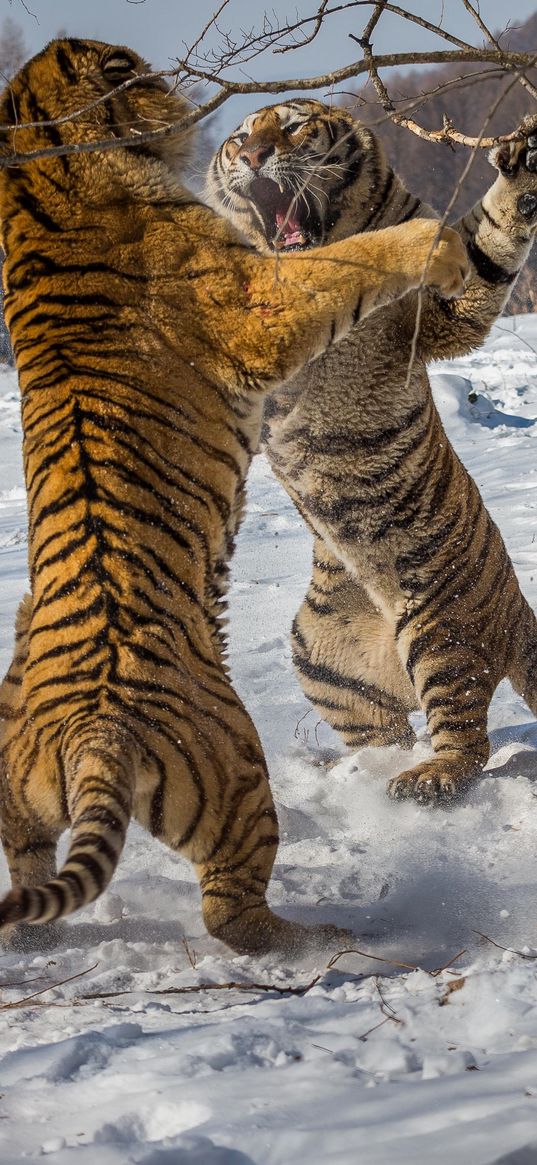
[491,122,537,224]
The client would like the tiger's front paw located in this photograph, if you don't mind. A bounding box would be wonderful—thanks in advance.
[387,755,481,805]
[431,225,470,297]
[416,222,469,299]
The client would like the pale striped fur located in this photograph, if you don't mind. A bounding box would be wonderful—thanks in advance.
[208,99,537,803]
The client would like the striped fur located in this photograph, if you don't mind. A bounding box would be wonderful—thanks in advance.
[0,44,468,951]
[208,99,537,804]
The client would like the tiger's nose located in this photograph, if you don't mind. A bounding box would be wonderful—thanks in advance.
[239,142,275,170]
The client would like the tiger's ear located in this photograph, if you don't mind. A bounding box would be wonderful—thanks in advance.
[102,54,136,79]
[101,48,147,83]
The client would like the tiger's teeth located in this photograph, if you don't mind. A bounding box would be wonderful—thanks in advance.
[278,182,285,194]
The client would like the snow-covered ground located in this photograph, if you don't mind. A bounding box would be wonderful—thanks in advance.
[2,317,537,1162]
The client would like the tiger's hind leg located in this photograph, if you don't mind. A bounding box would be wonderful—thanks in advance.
[0,594,62,947]
[0,757,60,941]
[136,653,350,956]
[1,818,58,890]
[0,791,62,949]
[292,540,417,750]
[388,619,494,804]
[195,775,348,956]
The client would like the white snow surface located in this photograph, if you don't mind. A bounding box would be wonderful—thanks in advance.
[1,317,537,1161]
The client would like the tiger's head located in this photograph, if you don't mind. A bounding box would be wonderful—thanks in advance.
[0,39,190,203]
[207,98,388,254]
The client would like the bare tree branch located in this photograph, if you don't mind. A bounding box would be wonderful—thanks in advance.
[354,39,530,147]
[355,1,475,50]
[461,0,537,101]
[1,3,536,168]
[275,0,332,53]
[186,0,476,69]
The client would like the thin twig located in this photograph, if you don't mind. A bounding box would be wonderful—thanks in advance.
[275,0,332,54]
[0,962,99,1010]
[0,974,47,989]
[327,944,467,976]
[430,948,467,977]
[12,0,37,19]
[327,947,426,972]
[461,0,537,101]
[474,930,537,960]
[357,1015,391,1039]
[190,1,479,67]
[181,0,233,67]
[181,936,198,970]
[357,1,474,50]
[375,975,403,1022]
[78,974,323,1001]
[493,321,537,358]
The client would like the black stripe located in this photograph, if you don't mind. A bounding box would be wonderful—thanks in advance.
[481,204,502,232]
[363,168,395,231]
[467,238,517,285]
[47,881,67,920]
[71,832,119,864]
[398,195,421,223]
[67,851,107,891]
[13,838,54,858]
[304,594,334,615]
[16,188,61,233]
[55,44,78,82]
[292,649,405,715]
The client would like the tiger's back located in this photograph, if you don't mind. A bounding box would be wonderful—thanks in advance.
[208,98,537,803]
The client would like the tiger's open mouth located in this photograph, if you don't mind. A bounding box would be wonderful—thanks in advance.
[247,175,321,250]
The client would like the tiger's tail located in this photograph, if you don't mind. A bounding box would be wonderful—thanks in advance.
[0,736,136,928]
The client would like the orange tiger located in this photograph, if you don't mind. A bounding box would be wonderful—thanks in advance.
[0,43,467,952]
[208,98,537,804]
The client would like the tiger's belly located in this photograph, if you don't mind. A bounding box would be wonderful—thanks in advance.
[263,339,432,626]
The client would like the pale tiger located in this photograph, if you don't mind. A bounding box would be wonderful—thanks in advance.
[208,97,537,804]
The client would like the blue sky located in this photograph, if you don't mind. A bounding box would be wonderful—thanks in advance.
[4,0,537,134]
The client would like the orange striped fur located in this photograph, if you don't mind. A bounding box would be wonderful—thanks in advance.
[0,46,468,949]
